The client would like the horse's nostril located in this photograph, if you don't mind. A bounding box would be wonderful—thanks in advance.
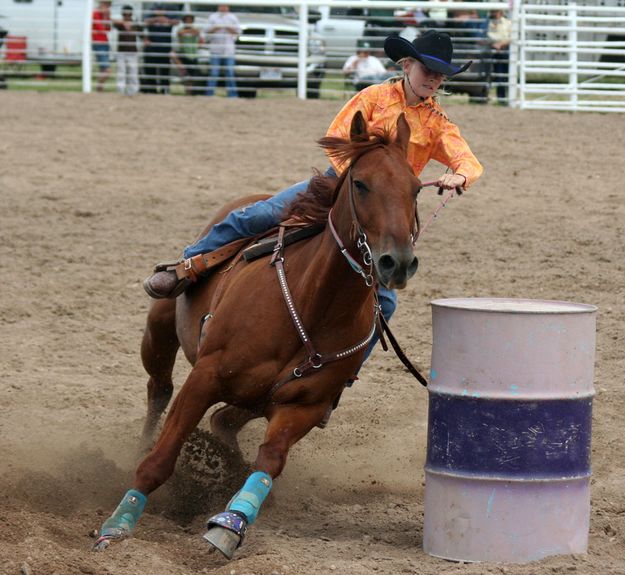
[379,254,396,272]
[408,256,419,277]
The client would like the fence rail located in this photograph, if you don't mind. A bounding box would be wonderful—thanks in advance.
[1,1,625,112]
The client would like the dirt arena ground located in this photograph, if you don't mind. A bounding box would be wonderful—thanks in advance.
[0,91,624,575]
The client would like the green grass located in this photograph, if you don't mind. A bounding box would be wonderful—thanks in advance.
[0,63,491,104]
[2,63,81,91]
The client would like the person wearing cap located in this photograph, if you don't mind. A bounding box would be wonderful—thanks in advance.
[342,40,392,92]
[144,30,482,353]
[112,5,143,95]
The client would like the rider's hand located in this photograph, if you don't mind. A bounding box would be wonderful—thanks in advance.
[436,173,466,190]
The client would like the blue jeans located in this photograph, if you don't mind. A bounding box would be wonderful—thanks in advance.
[92,43,110,72]
[183,166,397,361]
[206,56,237,97]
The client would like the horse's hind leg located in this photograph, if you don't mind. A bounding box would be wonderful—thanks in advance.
[210,405,260,452]
[140,298,179,446]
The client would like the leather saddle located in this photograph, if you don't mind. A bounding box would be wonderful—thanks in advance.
[241,224,323,262]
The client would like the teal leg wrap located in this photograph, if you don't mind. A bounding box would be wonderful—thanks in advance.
[226,471,272,524]
[100,489,147,536]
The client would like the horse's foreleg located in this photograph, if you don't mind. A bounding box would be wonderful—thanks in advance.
[203,402,329,559]
[94,359,219,551]
[140,299,179,447]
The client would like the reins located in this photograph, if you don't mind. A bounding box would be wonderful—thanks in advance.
[414,181,463,242]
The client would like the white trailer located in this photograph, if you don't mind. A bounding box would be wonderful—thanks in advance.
[0,0,149,65]
[0,0,89,64]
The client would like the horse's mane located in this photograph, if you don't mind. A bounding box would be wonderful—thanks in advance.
[282,128,395,225]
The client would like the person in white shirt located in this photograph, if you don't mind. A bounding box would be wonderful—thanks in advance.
[487,9,512,103]
[342,41,392,91]
[205,4,241,97]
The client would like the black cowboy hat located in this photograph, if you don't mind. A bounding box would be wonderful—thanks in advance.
[384,30,471,77]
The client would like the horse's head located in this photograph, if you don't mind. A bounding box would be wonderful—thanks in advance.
[327,112,421,290]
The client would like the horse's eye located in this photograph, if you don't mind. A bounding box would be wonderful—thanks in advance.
[354,180,369,194]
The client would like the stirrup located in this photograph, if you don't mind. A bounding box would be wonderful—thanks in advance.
[143,273,191,299]
[143,258,197,299]
[152,259,183,274]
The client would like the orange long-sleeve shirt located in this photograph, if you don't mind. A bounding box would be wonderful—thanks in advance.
[326,80,483,189]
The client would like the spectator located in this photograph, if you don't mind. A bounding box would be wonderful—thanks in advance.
[112,5,143,96]
[342,41,393,91]
[426,0,449,27]
[142,4,179,94]
[0,27,7,90]
[449,9,487,39]
[395,8,428,28]
[205,4,241,97]
[172,13,204,95]
[487,9,512,103]
[92,0,112,92]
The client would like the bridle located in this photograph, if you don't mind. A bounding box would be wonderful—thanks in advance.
[327,171,376,287]
[328,163,422,289]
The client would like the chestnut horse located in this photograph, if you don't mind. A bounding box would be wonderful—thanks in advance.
[94,111,422,558]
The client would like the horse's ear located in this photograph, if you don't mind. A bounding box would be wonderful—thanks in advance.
[350,111,368,142]
[395,113,410,155]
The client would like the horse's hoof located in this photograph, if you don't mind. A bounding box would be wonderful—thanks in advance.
[203,511,247,559]
[92,527,128,552]
[92,536,112,551]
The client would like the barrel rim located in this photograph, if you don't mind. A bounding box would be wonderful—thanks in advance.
[431,297,598,314]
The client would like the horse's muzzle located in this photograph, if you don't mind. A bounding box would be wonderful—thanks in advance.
[375,250,419,289]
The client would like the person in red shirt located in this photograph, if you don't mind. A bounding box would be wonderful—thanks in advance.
[92,0,112,92]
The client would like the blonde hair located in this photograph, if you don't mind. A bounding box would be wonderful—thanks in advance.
[390,56,450,97]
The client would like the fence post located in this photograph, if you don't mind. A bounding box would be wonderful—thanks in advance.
[82,0,93,93]
[297,1,309,100]
[509,0,522,107]
[568,1,578,110]
[519,1,527,109]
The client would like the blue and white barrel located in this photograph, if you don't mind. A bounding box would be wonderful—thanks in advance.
[423,298,596,563]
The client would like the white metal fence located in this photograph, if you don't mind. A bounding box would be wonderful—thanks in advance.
[1,1,625,112]
[512,1,625,112]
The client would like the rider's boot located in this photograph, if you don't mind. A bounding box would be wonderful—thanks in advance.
[143,238,253,299]
[143,257,201,299]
